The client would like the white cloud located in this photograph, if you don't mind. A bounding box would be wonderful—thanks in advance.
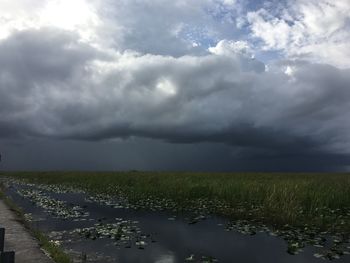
[247,0,350,68]
[0,0,244,56]
[284,66,294,76]
[0,0,100,43]
[156,79,177,97]
[209,40,252,57]
[38,0,100,42]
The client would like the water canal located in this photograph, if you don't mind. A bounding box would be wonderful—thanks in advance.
[2,180,349,263]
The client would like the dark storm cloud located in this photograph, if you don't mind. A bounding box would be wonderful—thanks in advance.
[2,137,350,172]
[0,28,103,137]
[0,28,97,82]
[0,121,27,138]
[1,27,350,168]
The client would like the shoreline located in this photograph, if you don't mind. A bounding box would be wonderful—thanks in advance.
[0,199,54,263]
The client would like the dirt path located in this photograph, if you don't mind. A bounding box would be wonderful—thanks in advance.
[0,200,54,263]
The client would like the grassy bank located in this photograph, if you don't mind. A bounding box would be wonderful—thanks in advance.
[1,172,350,232]
[0,183,72,263]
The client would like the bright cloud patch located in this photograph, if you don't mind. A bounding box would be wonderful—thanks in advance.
[0,0,100,43]
[209,40,252,57]
[247,0,350,68]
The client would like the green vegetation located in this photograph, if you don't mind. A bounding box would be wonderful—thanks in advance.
[32,230,72,263]
[2,171,349,232]
[0,183,72,263]
[1,172,350,260]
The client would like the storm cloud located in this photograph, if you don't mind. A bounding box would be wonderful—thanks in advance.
[0,0,350,171]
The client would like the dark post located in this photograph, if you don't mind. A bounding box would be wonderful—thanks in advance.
[0,227,4,252]
[82,252,87,263]
[0,251,15,263]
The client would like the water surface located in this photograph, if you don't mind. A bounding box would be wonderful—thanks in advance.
[5,183,350,263]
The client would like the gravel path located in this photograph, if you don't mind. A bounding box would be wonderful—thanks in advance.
[0,200,54,263]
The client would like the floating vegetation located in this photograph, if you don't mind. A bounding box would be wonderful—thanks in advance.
[185,254,219,262]
[86,187,183,214]
[34,183,79,194]
[312,236,350,260]
[85,193,130,209]
[131,196,178,212]
[16,188,89,219]
[6,179,81,194]
[225,220,268,235]
[225,220,350,259]
[71,218,154,249]
[24,213,33,222]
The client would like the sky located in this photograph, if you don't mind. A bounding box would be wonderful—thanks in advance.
[1,0,350,172]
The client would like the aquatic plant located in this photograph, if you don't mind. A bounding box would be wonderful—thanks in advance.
[71,219,153,249]
[16,188,89,219]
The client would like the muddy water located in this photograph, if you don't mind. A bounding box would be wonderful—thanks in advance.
[4,183,350,263]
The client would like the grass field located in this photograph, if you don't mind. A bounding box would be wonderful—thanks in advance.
[1,171,349,233]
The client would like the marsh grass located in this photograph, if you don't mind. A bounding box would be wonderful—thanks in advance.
[1,172,350,232]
